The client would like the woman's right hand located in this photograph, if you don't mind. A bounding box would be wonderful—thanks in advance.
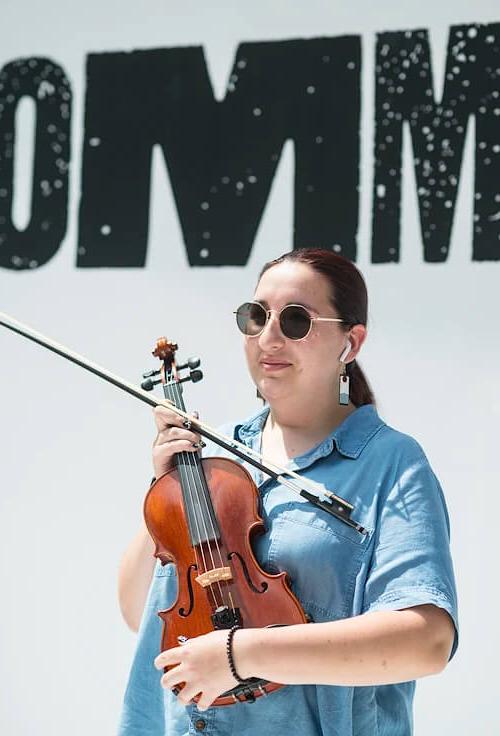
[152,404,203,478]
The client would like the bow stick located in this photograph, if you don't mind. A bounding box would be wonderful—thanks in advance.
[0,311,367,534]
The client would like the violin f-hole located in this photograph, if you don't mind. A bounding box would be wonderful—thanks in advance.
[228,551,269,594]
[178,564,197,617]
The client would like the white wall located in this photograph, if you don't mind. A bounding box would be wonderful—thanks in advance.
[1,1,499,734]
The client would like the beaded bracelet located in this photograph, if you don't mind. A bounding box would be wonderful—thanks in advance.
[226,625,250,684]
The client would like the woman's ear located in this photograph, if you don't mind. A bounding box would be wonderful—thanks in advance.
[346,324,367,362]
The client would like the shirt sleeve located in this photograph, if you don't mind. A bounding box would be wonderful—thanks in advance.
[117,562,188,736]
[361,444,459,660]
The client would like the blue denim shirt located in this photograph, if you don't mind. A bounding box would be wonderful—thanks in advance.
[118,404,458,736]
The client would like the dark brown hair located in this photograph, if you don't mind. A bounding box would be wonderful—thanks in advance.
[258,248,375,407]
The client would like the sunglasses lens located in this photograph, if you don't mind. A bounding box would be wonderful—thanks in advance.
[235,302,267,336]
[280,305,311,340]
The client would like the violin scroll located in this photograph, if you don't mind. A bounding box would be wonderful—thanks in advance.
[152,337,178,364]
[141,337,203,391]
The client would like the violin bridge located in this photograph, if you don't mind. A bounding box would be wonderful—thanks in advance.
[195,566,233,587]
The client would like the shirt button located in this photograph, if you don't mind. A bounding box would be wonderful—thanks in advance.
[194,718,206,731]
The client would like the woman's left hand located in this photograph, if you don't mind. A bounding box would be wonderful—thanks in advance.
[154,629,247,711]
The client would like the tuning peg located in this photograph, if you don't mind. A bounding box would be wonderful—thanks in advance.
[141,376,162,391]
[178,369,203,385]
[177,356,201,371]
[142,368,161,379]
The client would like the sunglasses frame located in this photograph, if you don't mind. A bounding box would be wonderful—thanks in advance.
[234,301,345,341]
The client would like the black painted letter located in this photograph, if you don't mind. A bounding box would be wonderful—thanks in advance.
[78,38,361,267]
[0,58,71,270]
[372,23,500,262]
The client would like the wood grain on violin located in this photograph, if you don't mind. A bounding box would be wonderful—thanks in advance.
[145,338,307,706]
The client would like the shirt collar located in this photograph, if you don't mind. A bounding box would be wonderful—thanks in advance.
[330,404,385,458]
[236,403,385,460]
[236,404,269,441]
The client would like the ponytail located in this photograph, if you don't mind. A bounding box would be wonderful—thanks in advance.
[346,359,375,407]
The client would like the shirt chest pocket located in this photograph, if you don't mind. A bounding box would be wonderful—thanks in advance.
[255,501,371,622]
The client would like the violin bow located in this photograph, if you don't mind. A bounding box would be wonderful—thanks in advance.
[0,311,367,534]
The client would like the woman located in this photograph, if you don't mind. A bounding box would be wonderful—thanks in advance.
[117,248,458,736]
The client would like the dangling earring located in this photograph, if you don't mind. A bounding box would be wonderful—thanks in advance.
[339,361,350,405]
[338,340,352,406]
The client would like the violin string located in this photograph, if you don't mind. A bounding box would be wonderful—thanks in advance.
[175,392,231,611]
[164,382,218,610]
[172,381,228,610]
[180,451,223,611]
[172,383,224,608]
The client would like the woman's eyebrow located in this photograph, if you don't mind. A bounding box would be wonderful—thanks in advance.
[255,298,319,313]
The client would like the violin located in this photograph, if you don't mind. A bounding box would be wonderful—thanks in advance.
[143,338,307,705]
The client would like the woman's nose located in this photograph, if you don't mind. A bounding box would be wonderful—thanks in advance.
[257,311,285,350]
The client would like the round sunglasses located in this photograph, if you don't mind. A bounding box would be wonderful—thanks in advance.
[234,301,345,341]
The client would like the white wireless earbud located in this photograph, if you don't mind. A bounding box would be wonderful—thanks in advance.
[339,340,352,363]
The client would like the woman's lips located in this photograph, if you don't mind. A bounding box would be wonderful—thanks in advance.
[260,360,292,372]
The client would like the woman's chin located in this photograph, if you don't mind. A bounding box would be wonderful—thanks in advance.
[257,378,292,403]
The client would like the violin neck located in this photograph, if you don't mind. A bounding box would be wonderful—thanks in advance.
[162,382,220,546]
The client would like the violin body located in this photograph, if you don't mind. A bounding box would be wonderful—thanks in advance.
[144,456,308,705]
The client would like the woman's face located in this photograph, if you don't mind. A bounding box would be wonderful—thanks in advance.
[244,261,352,407]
